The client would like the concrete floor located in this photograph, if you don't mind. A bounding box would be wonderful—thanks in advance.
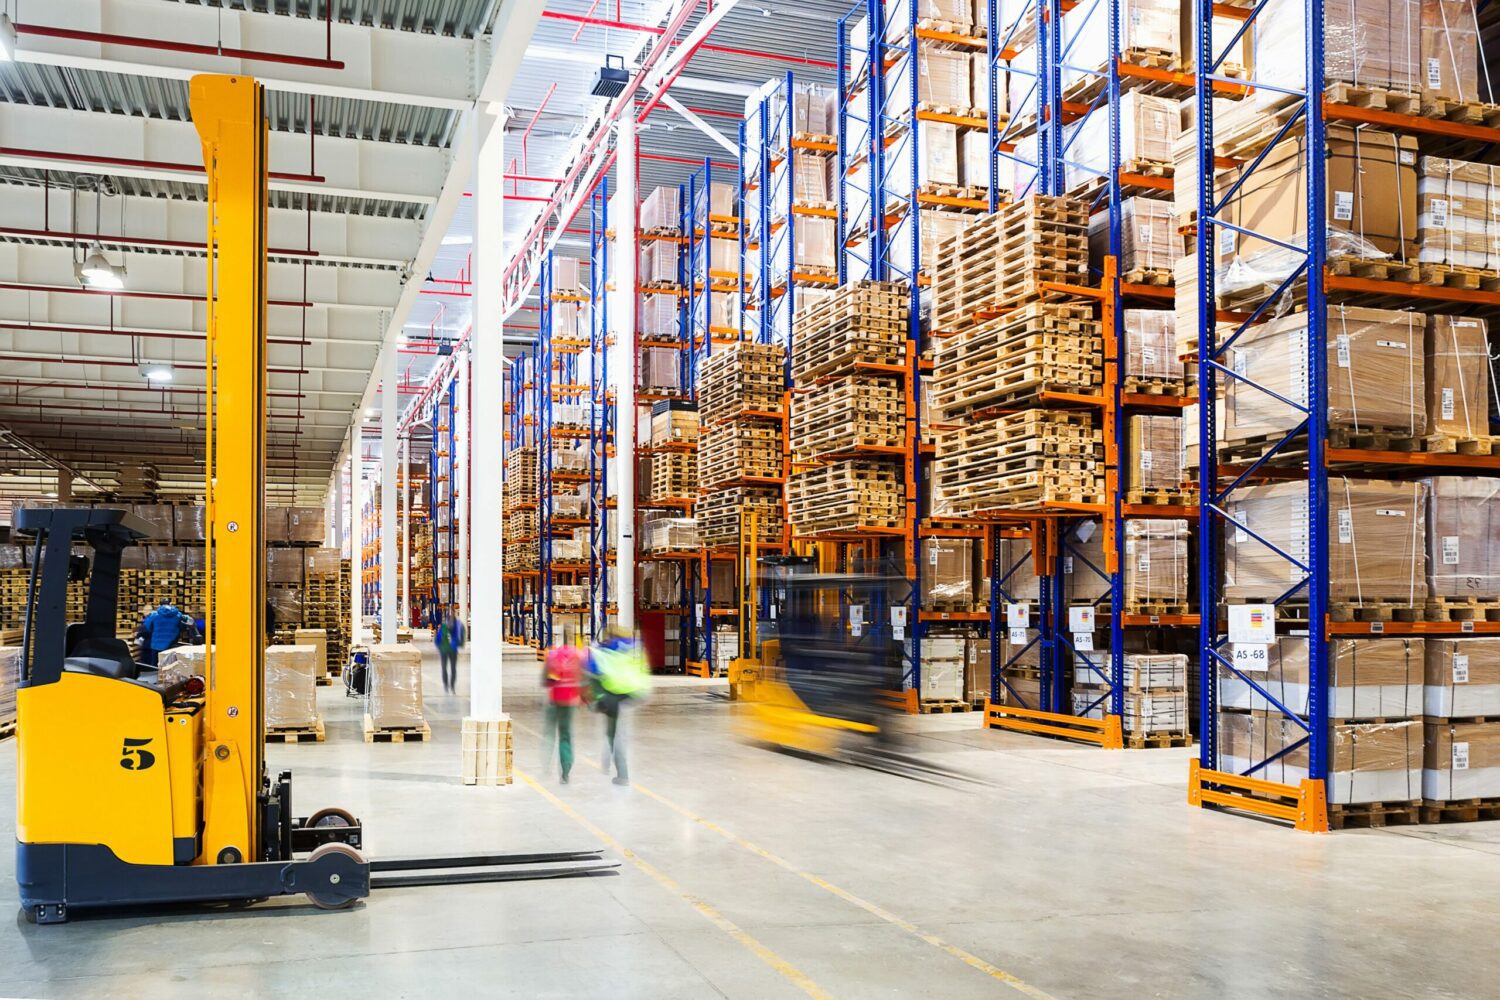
[3,645,1499,999]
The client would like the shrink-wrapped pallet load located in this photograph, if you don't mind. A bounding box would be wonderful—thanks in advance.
[1416,159,1500,269]
[294,628,329,681]
[1424,720,1500,800]
[1090,196,1178,276]
[1125,415,1185,496]
[1122,519,1189,609]
[288,506,324,544]
[265,644,320,730]
[1224,478,1428,604]
[1219,713,1422,803]
[1218,637,1423,719]
[1425,315,1490,440]
[1425,639,1500,717]
[1420,0,1482,105]
[1426,477,1500,599]
[920,635,968,702]
[368,644,425,730]
[1254,0,1420,93]
[1123,310,1183,388]
[922,538,975,611]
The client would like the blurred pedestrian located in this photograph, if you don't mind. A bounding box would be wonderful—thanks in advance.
[136,599,186,667]
[542,642,587,784]
[435,611,465,693]
[588,626,651,786]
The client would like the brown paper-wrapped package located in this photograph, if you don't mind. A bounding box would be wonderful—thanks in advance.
[1126,415,1184,493]
[1123,519,1189,606]
[1425,638,1500,716]
[1427,477,1500,597]
[1420,0,1480,102]
[1224,478,1428,603]
[369,644,425,729]
[923,538,975,610]
[266,644,320,729]
[1424,315,1490,438]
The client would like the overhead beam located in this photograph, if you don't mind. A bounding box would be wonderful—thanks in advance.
[13,0,481,111]
[657,94,738,154]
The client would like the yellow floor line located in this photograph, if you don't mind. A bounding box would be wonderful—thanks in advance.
[518,722,1056,999]
[514,767,831,1000]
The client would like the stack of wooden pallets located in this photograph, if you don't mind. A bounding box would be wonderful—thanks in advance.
[933,411,1105,514]
[789,280,907,383]
[698,342,783,416]
[504,446,539,501]
[930,302,1102,417]
[788,460,904,534]
[698,486,785,546]
[698,422,782,488]
[929,196,1090,336]
[647,450,697,503]
[789,376,904,460]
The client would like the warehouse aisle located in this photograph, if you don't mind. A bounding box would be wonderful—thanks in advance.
[3,644,1499,999]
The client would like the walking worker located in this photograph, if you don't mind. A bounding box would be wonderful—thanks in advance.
[435,611,465,694]
[542,642,587,783]
[136,599,187,667]
[587,626,651,786]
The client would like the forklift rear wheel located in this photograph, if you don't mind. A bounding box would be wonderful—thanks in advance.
[305,807,357,829]
[304,842,364,910]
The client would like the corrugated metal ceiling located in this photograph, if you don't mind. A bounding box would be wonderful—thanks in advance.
[171,0,502,38]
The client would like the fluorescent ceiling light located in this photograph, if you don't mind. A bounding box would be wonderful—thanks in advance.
[0,15,17,62]
[141,364,173,383]
[441,234,473,246]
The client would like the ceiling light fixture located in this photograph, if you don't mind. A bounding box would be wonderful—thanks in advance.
[76,244,126,290]
[140,363,173,383]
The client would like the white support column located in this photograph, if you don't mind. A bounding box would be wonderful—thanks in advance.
[348,424,362,642]
[401,435,411,627]
[613,115,638,632]
[381,348,398,639]
[469,108,507,727]
[457,350,471,625]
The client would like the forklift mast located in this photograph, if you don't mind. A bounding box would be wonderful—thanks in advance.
[189,75,269,865]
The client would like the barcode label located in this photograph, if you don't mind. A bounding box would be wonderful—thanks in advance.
[1443,535,1462,565]
[1454,654,1470,684]
[1431,198,1449,228]
[1337,508,1354,543]
[1442,387,1456,421]
[1428,57,1443,89]
[1140,450,1153,471]
[1333,191,1354,221]
[1453,741,1470,770]
[1336,335,1351,368]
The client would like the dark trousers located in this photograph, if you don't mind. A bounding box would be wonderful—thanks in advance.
[439,649,458,692]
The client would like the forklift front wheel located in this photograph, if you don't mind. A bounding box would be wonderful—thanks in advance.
[304,842,365,910]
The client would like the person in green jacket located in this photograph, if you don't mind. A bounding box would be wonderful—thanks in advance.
[587,625,650,785]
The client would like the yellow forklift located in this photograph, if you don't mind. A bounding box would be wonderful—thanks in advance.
[12,75,612,924]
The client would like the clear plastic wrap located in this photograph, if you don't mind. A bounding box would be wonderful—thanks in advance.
[155,644,208,687]
[1123,519,1189,607]
[0,544,26,569]
[1061,0,1177,93]
[1426,477,1500,597]
[922,538,975,610]
[639,347,682,392]
[293,628,328,678]
[551,584,587,608]
[1073,651,1187,690]
[131,504,175,540]
[793,217,837,270]
[640,239,680,284]
[1088,197,1177,275]
[1126,415,1185,493]
[173,504,205,542]
[265,644,320,729]
[919,634,968,701]
[1425,638,1500,716]
[1225,306,1426,440]
[793,150,832,203]
[642,517,699,553]
[1255,0,1420,92]
[1224,478,1429,603]
[965,637,992,703]
[1416,158,1500,267]
[1123,309,1182,384]
[551,538,585,562]
[710,181,737,218]
[1421,0,1480,102]
[0,645,19,725]
[1424,719,1500,800]
[792,80,837,135]
[268,587,303,626]
[1425,315,1491,437]
[266,547,303,585]
[640,186,681,233]
[1064,91,1179,191]
[638,293,678,339]
[554,256,583,294]
[917,43,971,107]
[1220,712,1422,803]
[1218,636,1423,718]
[368,644,425,729]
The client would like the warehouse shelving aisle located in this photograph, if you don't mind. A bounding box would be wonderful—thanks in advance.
[1188,0,1500,830]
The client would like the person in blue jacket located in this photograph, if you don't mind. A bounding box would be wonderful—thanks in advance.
[136,600,189,666]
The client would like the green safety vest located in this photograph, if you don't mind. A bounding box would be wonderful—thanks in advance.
[593,645,650,696]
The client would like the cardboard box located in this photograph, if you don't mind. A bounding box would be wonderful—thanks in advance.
[966,638,992,703]
[1220,712,1422,804]
[920,635,968,701]
[1178,8,1254,76]
[1075,687,1187,732]
[1072,651,1188,690]
[1416,158,1500,268]
[961,129,990,192]
[650,401,699,447]
[639,346,682,392]
[368,644,425,729]
[641,186,681,232]
[1224,478,1428,603]
[999,535,1043,603]
[1123,519,1189,606]
[266,644,320,729]
[1124,309,1183,384]
[1420,0,1480,103]
[1424,719,1500,800]
[792,81,836,135]
[1218,636,1424,719]
[794,216,837,270]
[1425,638,1500,717]
[1225,306,1426,441]
[1426,477,1500,598]
[1219,127,1419,269]
[918,43,971,107]
[1065,92,1179,192]
[1126,415,1185,494]
[793,150,832,203]
[923,537,975,610]
[1425,315,1490,437]
[1256,0,1420,93]
[640,292,679,338]
[293,628,328,680]
[640,238,680,284]
[710,181,737,218]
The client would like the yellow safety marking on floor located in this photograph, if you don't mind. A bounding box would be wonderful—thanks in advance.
[516,722,1054,999]
[514,767,831,1000]
[627,781,1058,1000]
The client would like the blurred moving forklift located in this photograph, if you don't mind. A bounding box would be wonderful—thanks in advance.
[12,75,614,925]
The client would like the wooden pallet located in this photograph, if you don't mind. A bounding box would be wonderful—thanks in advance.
[1124,729,1191,749]
[364,714,433,743]
[1417,95,1500,127]
[1328,799,1421,830]
[790,281,908,382]
[1121,266,1174,286]
[1124,488,1197,506]
[1419,797,1500,824]
[266,720,326,744]
[1415,263,1500,292]
[919,699,974,714]
[788,459,904,534]
[1425,596,1500,623]
[0,720,14,742]
[931,302,1101,419]
[1122,600,1191,616]
[1325,81,1421,115]
[790,374,905,459]
[1122,376,1188,396]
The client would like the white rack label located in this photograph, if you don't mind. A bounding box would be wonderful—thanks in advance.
[890,606,908,627]
[1068,606,1095,632]
[1231,642,1270,672]
[1443,536,1462,565]
[1454,654,1470,684]
[891,624,905,641]
[1337,508,1354,543]
[1228,604,1276,644]
[851,622,863,638]
[1428,57,1443,89]
[1335,335,1351,368]
[1442,387,1456,421]
[1074,631,1094,652]
[849,605,864,626]
[1333,190,1354,221]
[1140,450,1154,471]
[1232,506,1248,543]
[1219,227,1236,258]
[1453,741,1471,770]
[694,603,704,623]
[1008,626,1028,645]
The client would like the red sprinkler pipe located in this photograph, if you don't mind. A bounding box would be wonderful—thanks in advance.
[0,282,314,308]
[0,320,312,348]
[0,146,323,184]
[540,11,841,70]
[13,22,345,70]
[0,226,319,259]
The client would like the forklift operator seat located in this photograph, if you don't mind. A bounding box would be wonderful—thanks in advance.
[63,622,139,680]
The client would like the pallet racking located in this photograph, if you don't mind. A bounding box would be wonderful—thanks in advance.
[1187,0,1500,830]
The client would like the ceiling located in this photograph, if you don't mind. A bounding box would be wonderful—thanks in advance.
[0,0,853,505]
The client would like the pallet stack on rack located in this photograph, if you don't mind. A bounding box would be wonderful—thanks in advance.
[1186,0,1500,830]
